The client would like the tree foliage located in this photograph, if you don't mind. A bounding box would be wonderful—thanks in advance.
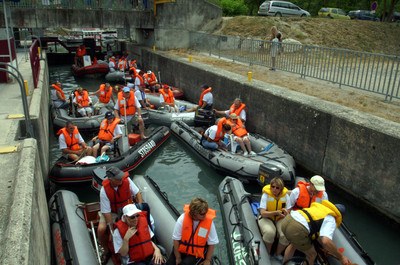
[219,0,249,16]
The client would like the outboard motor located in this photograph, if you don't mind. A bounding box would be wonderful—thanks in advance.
[258,163,282,186]
[194,109,215,127]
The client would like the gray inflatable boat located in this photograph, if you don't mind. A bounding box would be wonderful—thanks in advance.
[218,177,375,265]
[171,121,296,186]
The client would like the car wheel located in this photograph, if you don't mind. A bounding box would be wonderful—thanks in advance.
[275,12,282,17]
[301,14,306,17]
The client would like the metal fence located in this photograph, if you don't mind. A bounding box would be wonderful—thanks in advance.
[189,32,400,101]
[0,0,151,10]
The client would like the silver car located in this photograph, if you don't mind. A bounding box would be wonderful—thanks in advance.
[258,0,310,17]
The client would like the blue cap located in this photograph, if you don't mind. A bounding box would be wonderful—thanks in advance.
[179,106,186,112]
[122,87,130,93]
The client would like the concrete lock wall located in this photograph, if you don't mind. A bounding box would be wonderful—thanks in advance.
[132,45,400,222]
[154,0,222,50]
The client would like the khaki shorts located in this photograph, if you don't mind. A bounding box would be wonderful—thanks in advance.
[98,212,119,224]
[94,101,110,111]
[281,214,312,252]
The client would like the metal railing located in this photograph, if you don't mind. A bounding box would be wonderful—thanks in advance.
[189,32,400,101]
[0,0,151,10]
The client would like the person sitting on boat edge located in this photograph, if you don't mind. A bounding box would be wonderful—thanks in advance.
[73,87,93,117]
[135,82,152,110]
[201,118,232,150]
[159,85,177,112]
[286,175,329,211]
[135,70,147,91]
[51,81,70,109]
[57,120,93,161]
[213,98,247,124]
[114,86,147,140]
[166,197,218,265]
[89,83,116,115]
[258,177,290,262]
[98,167,144,265]
[91,111,122,158]
[109,56,117,73]
[226,113,255,156]
[185,84,213,112]
[281,201,352,265]
[113,204,165,265]
[144,70,160,92]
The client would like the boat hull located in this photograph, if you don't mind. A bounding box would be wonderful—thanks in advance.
[71,63,109,77]
[49,126,171,185]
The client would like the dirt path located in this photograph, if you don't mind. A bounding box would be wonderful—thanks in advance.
[169,50,400,124]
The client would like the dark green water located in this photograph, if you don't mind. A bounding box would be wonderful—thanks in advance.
[49,65,400,265]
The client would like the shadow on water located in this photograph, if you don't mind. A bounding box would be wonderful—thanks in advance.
[49,64,400,265]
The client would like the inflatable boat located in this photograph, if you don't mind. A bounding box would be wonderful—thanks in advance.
[218,177,375,265]
[71,63,109,77]
[49,125,171,185]
[146,108,215,127]
[171,121,296,186]
[145,94,196,110]
[49,175,180,265]
[51,95,112,132]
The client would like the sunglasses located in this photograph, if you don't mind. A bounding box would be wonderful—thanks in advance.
[128,214,140,220]
[271,185,281,190]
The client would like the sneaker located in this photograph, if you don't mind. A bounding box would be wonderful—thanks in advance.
[249,151,256,155]
[243,151,248,156]
[273,254,283,262]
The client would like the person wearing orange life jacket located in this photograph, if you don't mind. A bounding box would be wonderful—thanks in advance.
[144,70,160,92]
[214,98,247,123]
[257,177,290,262]
[159,85,177,112]
[109,56,117,72]
[114,86,147,139]
[286,175,329,211]
[51,81,70,109]
[73,87,93,117]
[166,197,218,265]
[128,59,137,71]
[98,167,143,264]
[201,118,232,150]
[57,121,92,161]
[91,111,122,158]
[186,84,214,112]
[74,44,86,66]
[118,57,128,72]
[226,113,256,156]
[281,201,351,265]
[113,204,165,265]
[89,83,115,115]
[134,70,147,91]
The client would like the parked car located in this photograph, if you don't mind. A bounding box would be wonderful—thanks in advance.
[392,12,400,22]
[318,7,350,19]
[348,10,379,21]
[258,1,310,17]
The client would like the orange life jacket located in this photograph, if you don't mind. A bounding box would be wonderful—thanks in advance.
[214,118,227,142]
[98,118,121,141]
[118,91,137,116]
[128,60,136,69]
[135,74,145,87]
[102,174,132,214]
[293,181,324,210]
[228,103,246,117]
[198,87,212,106]
[52,84,65,100]
[144,72,157,86]
[118,58,127,71]
[74,90,90,107]
[129,67,138,76]
[115,212,154,262]
[57,126,81,151]
[178,205,216,259]
[77,46,86,56]
[159,88,174,104]
[92,57,98,65]
[99,84,113,103]
[226,118,248,137]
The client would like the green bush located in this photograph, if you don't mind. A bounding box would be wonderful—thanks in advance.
[219,0,249,16]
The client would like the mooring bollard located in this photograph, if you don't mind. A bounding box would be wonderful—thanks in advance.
[248,72,252,82]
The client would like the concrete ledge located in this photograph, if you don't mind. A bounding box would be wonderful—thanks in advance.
[132,45,400,221]
[2,138,50,265]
